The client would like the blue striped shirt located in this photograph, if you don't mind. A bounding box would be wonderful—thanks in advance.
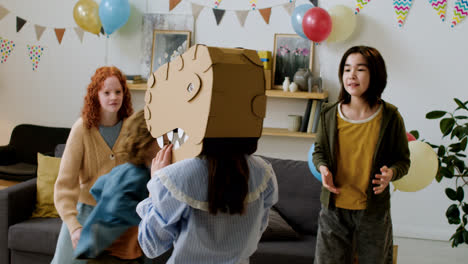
[136,156,278,264]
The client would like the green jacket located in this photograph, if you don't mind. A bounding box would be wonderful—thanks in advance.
[312,100,410,211]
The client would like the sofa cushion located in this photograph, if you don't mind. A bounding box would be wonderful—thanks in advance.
[31,153,61,218]
[54,144,66,158]
[261,156,322,235]
[8,217,62,255]
[0,162,37,175]
[261,208,300,241]
[251,235,316,264]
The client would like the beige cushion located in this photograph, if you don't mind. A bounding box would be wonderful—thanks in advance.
[31,153,61,218]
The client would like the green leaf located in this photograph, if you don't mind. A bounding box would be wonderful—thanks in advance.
[452,229,464,247]
[462,203,468,214]
[463,215,467,225]
[437,146,446,157]
[427,111,447,119]
[455,153,467,158]
[446,188,458,201]
[461,137,467,151]
[440,166,454,178]
[435,171,443,182]
[440,118,456,137]
[456,186,465,202]
[464,230,468,243]
[454,98,468,111]
[450,126,465,140]
[455,116,468,120]
[454,158,466,173]
[409,130,419,139]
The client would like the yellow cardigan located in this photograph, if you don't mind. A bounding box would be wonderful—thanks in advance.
[54,118,128,234]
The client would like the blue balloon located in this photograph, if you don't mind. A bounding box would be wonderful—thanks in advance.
[291,4,313,39]
[99,0,130,35]
[307,144,322,182]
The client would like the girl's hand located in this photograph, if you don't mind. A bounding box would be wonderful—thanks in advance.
[319,165,340,194]
[373,165,393,194]
[151,144,173,177]
[71,227,82,249]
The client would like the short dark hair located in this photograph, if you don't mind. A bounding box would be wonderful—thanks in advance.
[338,46,387,107]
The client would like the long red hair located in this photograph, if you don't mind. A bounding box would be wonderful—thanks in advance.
[81,66,133,129]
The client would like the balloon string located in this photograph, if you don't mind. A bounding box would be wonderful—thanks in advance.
[104,37,109,65]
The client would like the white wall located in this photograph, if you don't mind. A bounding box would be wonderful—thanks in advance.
[1,0,467,243]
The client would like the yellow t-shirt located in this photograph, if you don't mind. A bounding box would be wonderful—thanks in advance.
[334,103,382,210]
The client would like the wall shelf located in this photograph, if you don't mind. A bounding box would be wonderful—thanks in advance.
[265,90,328,100]
[262,127,316,139]
[127,83,146,90]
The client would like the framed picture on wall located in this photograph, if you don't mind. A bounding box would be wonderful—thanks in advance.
[272,33,313,90]
[150,30,191,74]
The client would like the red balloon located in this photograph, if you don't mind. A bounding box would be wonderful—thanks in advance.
[302,7,332,43]
[406,132,416,142]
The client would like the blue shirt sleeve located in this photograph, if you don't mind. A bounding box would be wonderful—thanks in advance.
[136,176,190,258]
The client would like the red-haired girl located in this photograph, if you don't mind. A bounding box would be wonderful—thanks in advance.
[52,66,133,264]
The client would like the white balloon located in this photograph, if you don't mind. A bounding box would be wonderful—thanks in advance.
[393,141,438,192]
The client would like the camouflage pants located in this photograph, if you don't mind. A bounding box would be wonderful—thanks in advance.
[314,205,393,264]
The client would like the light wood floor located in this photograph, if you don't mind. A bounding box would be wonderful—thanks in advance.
[0,179,20,190]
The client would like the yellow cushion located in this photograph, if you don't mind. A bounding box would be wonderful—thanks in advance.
[31,153,61,218]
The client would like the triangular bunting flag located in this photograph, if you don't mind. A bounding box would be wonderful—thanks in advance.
[259,8,272,24]
[310,0,318,7]
[355,0,372,14]
[100,26,105,36]
[55,28,66,44]
[213,9,225,25]
[27,44,44,71]
[394,0,414,27]
[235,10,249,27]
[429,0,447,22]
[0,37,16,64]
[250,0,257,11]
[451,0,468,27]
[214,0,223,9]
[283,2,295,16]
[74,27,85,43]
[34,25,46,41]
[169,0,182,11]
[16,17,27,32]
[192,3,204,21]
[0,5,10,20]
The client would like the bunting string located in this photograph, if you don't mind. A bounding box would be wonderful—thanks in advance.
[171,0,296,26]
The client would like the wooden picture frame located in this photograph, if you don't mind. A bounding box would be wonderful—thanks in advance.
[272,33,314,90]
[150,30,191,74]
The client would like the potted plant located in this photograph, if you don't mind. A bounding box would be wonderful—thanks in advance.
[411,98,468,247]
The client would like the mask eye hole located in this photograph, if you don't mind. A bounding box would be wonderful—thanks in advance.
[187,83,194,93]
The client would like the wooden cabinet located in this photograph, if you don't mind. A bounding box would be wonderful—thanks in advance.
[128,83,328,139]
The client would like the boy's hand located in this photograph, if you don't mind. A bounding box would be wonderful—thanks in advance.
[151,144,173,177]
[373,165,393,194]
[319,165,340,194]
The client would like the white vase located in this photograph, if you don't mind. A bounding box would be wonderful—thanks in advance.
[289,82,298,92]
[282,77,290,92]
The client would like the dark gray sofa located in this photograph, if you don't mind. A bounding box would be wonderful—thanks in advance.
[0,124,70,182]
[0,155,321,264]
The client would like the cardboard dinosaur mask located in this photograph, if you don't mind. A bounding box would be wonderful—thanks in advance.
[144,44,267,162]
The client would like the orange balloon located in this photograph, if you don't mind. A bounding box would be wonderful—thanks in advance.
[73,0,101,35]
